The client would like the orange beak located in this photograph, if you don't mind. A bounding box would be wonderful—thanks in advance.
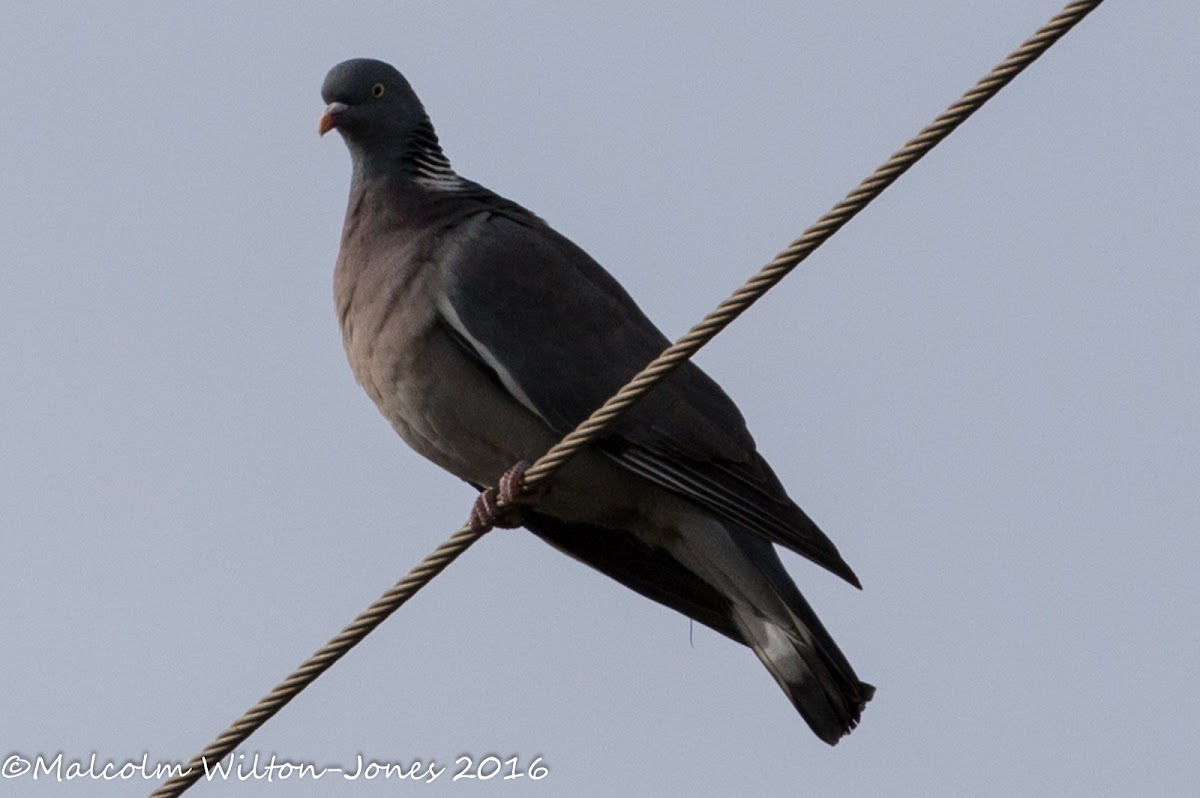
[318,102,348,136]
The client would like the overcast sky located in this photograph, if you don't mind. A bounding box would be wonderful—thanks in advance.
[3,2,1197,796]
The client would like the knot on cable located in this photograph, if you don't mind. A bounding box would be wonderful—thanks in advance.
[468,460,538,533]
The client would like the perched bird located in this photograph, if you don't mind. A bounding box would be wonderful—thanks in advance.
[320,58,873,744]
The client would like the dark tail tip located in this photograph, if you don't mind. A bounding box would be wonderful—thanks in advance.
[810,679,875,746]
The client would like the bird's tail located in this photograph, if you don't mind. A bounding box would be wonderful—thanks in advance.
[726,535,874,745]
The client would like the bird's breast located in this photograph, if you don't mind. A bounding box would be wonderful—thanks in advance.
[333,229,560,487]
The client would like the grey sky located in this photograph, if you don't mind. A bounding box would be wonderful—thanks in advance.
[2,2,1197,796]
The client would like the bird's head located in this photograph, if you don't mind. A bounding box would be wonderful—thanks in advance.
[319,58,442,176]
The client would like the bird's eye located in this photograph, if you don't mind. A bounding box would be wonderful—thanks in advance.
[372,83,385,98]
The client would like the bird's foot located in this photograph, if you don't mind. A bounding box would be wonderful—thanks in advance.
[468,460,536,533]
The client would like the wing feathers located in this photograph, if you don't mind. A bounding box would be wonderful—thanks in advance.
[437,202,858,583]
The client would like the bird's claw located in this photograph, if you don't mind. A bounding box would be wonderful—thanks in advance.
[468,460,535,532]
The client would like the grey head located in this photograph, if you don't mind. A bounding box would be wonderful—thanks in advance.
[319,58,454,182]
